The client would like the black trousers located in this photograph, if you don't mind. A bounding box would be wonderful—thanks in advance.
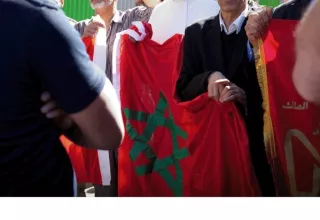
[93,149,118,197]
[247,119,276,197]
[93,184,117,197]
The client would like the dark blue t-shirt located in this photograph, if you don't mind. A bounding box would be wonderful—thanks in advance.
[0,0,105,196]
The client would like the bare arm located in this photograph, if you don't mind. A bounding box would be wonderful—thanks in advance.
[30,7,124,150]
[41,76,124,150]
[245,7,273,46]
[68,76,124,150]
[293,0,320,103]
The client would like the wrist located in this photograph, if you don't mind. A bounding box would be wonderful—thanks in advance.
[208,71,223,82]
[238,91,247,106]
[208,71,217,79]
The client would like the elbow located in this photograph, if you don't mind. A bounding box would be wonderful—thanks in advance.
[294,84,320,105]
[97,121,125,151]
[107,122,125,150]
[97,136,123,151]
[293,59,320,104]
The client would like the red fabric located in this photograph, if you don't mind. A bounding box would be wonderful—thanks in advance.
[82,37,94,60]
[118,22,260,196]
[59,37,103,185]
[60,136,102,184]
[261,20,320,196]
[60,136,87,183]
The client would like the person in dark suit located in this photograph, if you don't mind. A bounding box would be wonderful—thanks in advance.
[273,0,311,19]
[272,0,310,20]
[245,0,311,45]
[175,0,276,196]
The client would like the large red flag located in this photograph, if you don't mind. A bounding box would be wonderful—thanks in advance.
[117,22,260,196]
[255,20,320,196]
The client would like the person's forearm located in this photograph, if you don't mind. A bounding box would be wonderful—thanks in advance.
[62,124,91,148]
[293,0,320,103]
[176,71,213,102]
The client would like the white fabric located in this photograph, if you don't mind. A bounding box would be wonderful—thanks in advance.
[132,21,147,40]
[149,0,220,44]
[112,21,147,99]
[92,15,111,186]
[112,32,122,99]
[112,32,122,98]
[92,15,107,72]
[97,150,111,186]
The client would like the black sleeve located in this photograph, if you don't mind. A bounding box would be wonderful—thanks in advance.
[272,3,288,19]
[27,7,105,114]
[272,0,304,20]
[175,26,213,102]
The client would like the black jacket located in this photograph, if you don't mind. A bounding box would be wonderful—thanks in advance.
[273,0,310,20]
[175,12,275,196]
[175,15,251,102]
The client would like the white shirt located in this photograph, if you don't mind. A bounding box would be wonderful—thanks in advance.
[218,5,253,61]
[219,12,246,35]
[219,5,248,35]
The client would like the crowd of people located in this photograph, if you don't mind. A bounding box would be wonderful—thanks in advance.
[0,0,319,197]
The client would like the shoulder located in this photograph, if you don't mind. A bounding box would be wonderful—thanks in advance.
[186,15,216,35]
[23,0,59,10]
[124,6,153,19]
[273,0,294,17]
[1,0,59,16]
[125,5,150,13]
[273,0,306,19]
[68,17,77,25]
[0,0,64,37]
[184,15,216,47]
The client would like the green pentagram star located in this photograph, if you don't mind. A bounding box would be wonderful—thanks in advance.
[122,92,189,196]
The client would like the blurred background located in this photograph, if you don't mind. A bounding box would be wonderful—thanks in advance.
[63,0,289,22]
[63,0,136,21]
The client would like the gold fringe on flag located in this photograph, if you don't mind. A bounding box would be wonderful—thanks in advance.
[254,38,279,191]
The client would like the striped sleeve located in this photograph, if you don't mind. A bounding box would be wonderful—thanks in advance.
[74,19,90,36]
[128,6,153,23]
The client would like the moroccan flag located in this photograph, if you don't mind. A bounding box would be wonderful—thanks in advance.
[255,19,320,196]
[60,15,111,185]
[116,22,260,196]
